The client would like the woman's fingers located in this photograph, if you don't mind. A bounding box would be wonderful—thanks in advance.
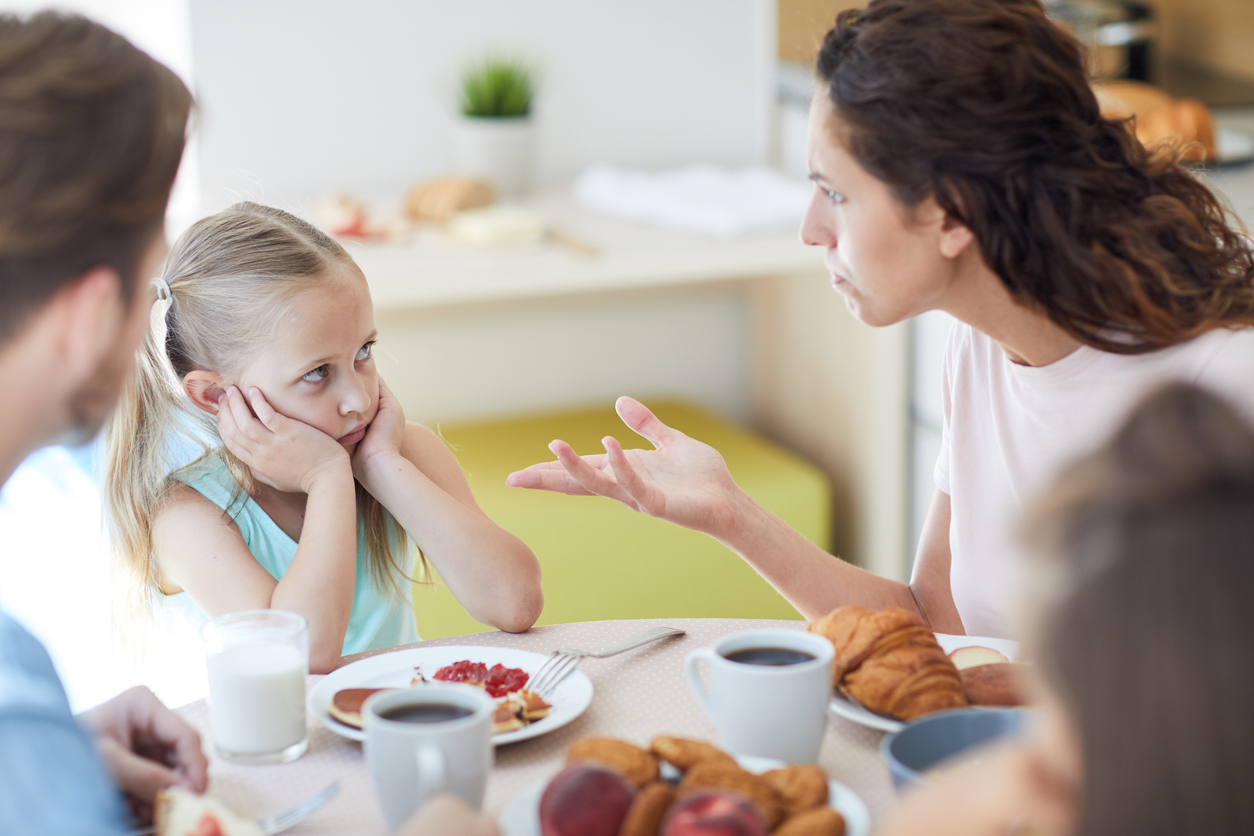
[616,396,681,450]
[603,436,658,514]
[549,439,630,502]
[505,465,597,496]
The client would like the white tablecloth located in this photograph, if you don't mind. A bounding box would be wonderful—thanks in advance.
[175,618,897,834]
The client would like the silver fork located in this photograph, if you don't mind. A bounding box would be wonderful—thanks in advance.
[529,626,686,698]
[131,781,339,836]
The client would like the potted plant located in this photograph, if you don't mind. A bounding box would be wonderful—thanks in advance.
[453,57,536,195]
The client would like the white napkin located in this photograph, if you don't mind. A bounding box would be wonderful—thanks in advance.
[571,163,812,238]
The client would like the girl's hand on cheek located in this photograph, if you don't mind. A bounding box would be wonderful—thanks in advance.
[353,377,405,481]
[217,386,350,494]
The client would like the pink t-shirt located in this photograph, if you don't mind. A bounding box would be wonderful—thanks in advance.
[934,322,1254,638]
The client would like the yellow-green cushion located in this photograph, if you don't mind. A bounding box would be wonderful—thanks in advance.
[413,400,830,638]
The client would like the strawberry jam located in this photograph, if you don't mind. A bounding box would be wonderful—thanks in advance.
[432,660,530,697]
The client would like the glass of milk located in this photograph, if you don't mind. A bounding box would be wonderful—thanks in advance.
[202,610,309,764]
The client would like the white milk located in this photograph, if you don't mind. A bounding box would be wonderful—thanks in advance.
[206,641,306,755]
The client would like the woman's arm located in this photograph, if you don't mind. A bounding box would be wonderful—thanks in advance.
[354,384,543,633]
[153,386,360,673]
[508,397,959,625]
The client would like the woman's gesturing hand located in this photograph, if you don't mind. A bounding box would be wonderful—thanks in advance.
[506,397,744,537]
[217,385,349,494]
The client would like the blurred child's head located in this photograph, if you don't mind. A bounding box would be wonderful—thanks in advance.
[162,202,379,450]
[1024,383,1254,835]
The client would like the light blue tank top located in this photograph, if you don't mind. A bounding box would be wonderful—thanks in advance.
[163,452,419,655]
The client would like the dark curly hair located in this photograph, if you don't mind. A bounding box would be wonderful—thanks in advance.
[816,0,1254,354]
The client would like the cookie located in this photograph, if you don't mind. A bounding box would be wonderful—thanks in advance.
[650,736,737,771]
[566,737,660,788]
[763,766,829,815]
[774,806,846,836]
[326,687,389,729]
[677,761,782,828]
[619,781,676,836]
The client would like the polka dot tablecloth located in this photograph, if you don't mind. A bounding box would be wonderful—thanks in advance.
[176,619,897,834]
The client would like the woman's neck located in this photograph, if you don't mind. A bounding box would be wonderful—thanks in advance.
[943,264,1082,367]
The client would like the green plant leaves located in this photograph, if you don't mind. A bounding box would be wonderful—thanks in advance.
[459,58,534,118]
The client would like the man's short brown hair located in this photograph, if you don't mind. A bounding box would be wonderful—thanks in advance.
[0,11,191,342]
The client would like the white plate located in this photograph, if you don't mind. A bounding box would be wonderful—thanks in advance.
[307,645,593,746]
[498,754,871,836]
[827,633,1022,733]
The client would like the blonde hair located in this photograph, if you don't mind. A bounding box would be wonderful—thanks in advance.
[104,202,419,635]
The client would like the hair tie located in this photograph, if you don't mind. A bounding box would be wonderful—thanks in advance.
[152,276,172,302]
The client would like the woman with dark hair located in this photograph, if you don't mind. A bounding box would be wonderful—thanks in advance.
[878,382,1254,835]
[508,0,1254,638]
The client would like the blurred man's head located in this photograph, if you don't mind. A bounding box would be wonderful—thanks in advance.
[0,11,191,441]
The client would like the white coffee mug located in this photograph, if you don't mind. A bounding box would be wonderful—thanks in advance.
[685,628,834,763]
[363,684,495,829]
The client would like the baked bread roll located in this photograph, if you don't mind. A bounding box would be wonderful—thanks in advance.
[960,662,1028,707]
[1093,80,1216,162]
[808,606,968,720]
[405,176,496,223]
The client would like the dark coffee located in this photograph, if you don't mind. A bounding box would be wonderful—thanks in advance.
[724,647,816,666]
[379,703,473,724]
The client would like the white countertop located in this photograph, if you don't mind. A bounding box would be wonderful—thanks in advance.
[346,191,824,314]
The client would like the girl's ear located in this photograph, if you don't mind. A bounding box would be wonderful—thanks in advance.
[184,370,227,415]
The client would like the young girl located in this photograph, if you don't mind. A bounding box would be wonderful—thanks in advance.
[104,202,543,673]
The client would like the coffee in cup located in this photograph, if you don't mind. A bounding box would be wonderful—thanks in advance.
[685,629,834,763]
[363,684,495,828]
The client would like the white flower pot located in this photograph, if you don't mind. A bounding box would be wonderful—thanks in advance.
[452,115,535,196]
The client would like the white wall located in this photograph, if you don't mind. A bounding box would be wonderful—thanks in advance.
[377,290,752,425]
[189,0,775,211]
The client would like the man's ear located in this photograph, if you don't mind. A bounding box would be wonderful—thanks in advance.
[184,370,227,415]
[59,266,128,382]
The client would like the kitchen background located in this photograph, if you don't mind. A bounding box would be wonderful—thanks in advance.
[1,0,1252,710]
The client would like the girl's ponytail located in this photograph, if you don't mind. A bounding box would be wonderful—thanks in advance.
[102,296,213,642]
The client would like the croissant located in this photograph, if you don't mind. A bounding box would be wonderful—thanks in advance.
[807,605,968,721]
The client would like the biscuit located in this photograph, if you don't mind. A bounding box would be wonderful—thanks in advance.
[566,737,660,788]
[763,766,829,815]
[677,762,782,828]
[650,736,737,771]
[774,806,846,836]
[327,688,389,729]
[619,781,676,836]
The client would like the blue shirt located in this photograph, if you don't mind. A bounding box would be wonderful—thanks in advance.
[0,609,129,834]
[167,452,419,654]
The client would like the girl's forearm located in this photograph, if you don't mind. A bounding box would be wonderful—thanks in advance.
[360,455,542,633]
[715,488,918,621]
[268,466,358,671]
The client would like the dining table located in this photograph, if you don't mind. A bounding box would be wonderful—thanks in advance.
[174,617,899,834]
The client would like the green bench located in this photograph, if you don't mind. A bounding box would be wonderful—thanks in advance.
[412,400,829,638]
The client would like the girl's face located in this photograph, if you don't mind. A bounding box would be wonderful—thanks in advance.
[800,93,969,327]
[235,265,379,451]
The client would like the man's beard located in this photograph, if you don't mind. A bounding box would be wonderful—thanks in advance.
[59,346,131,447]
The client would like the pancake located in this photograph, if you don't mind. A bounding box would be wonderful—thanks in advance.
[327,687,391,729]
